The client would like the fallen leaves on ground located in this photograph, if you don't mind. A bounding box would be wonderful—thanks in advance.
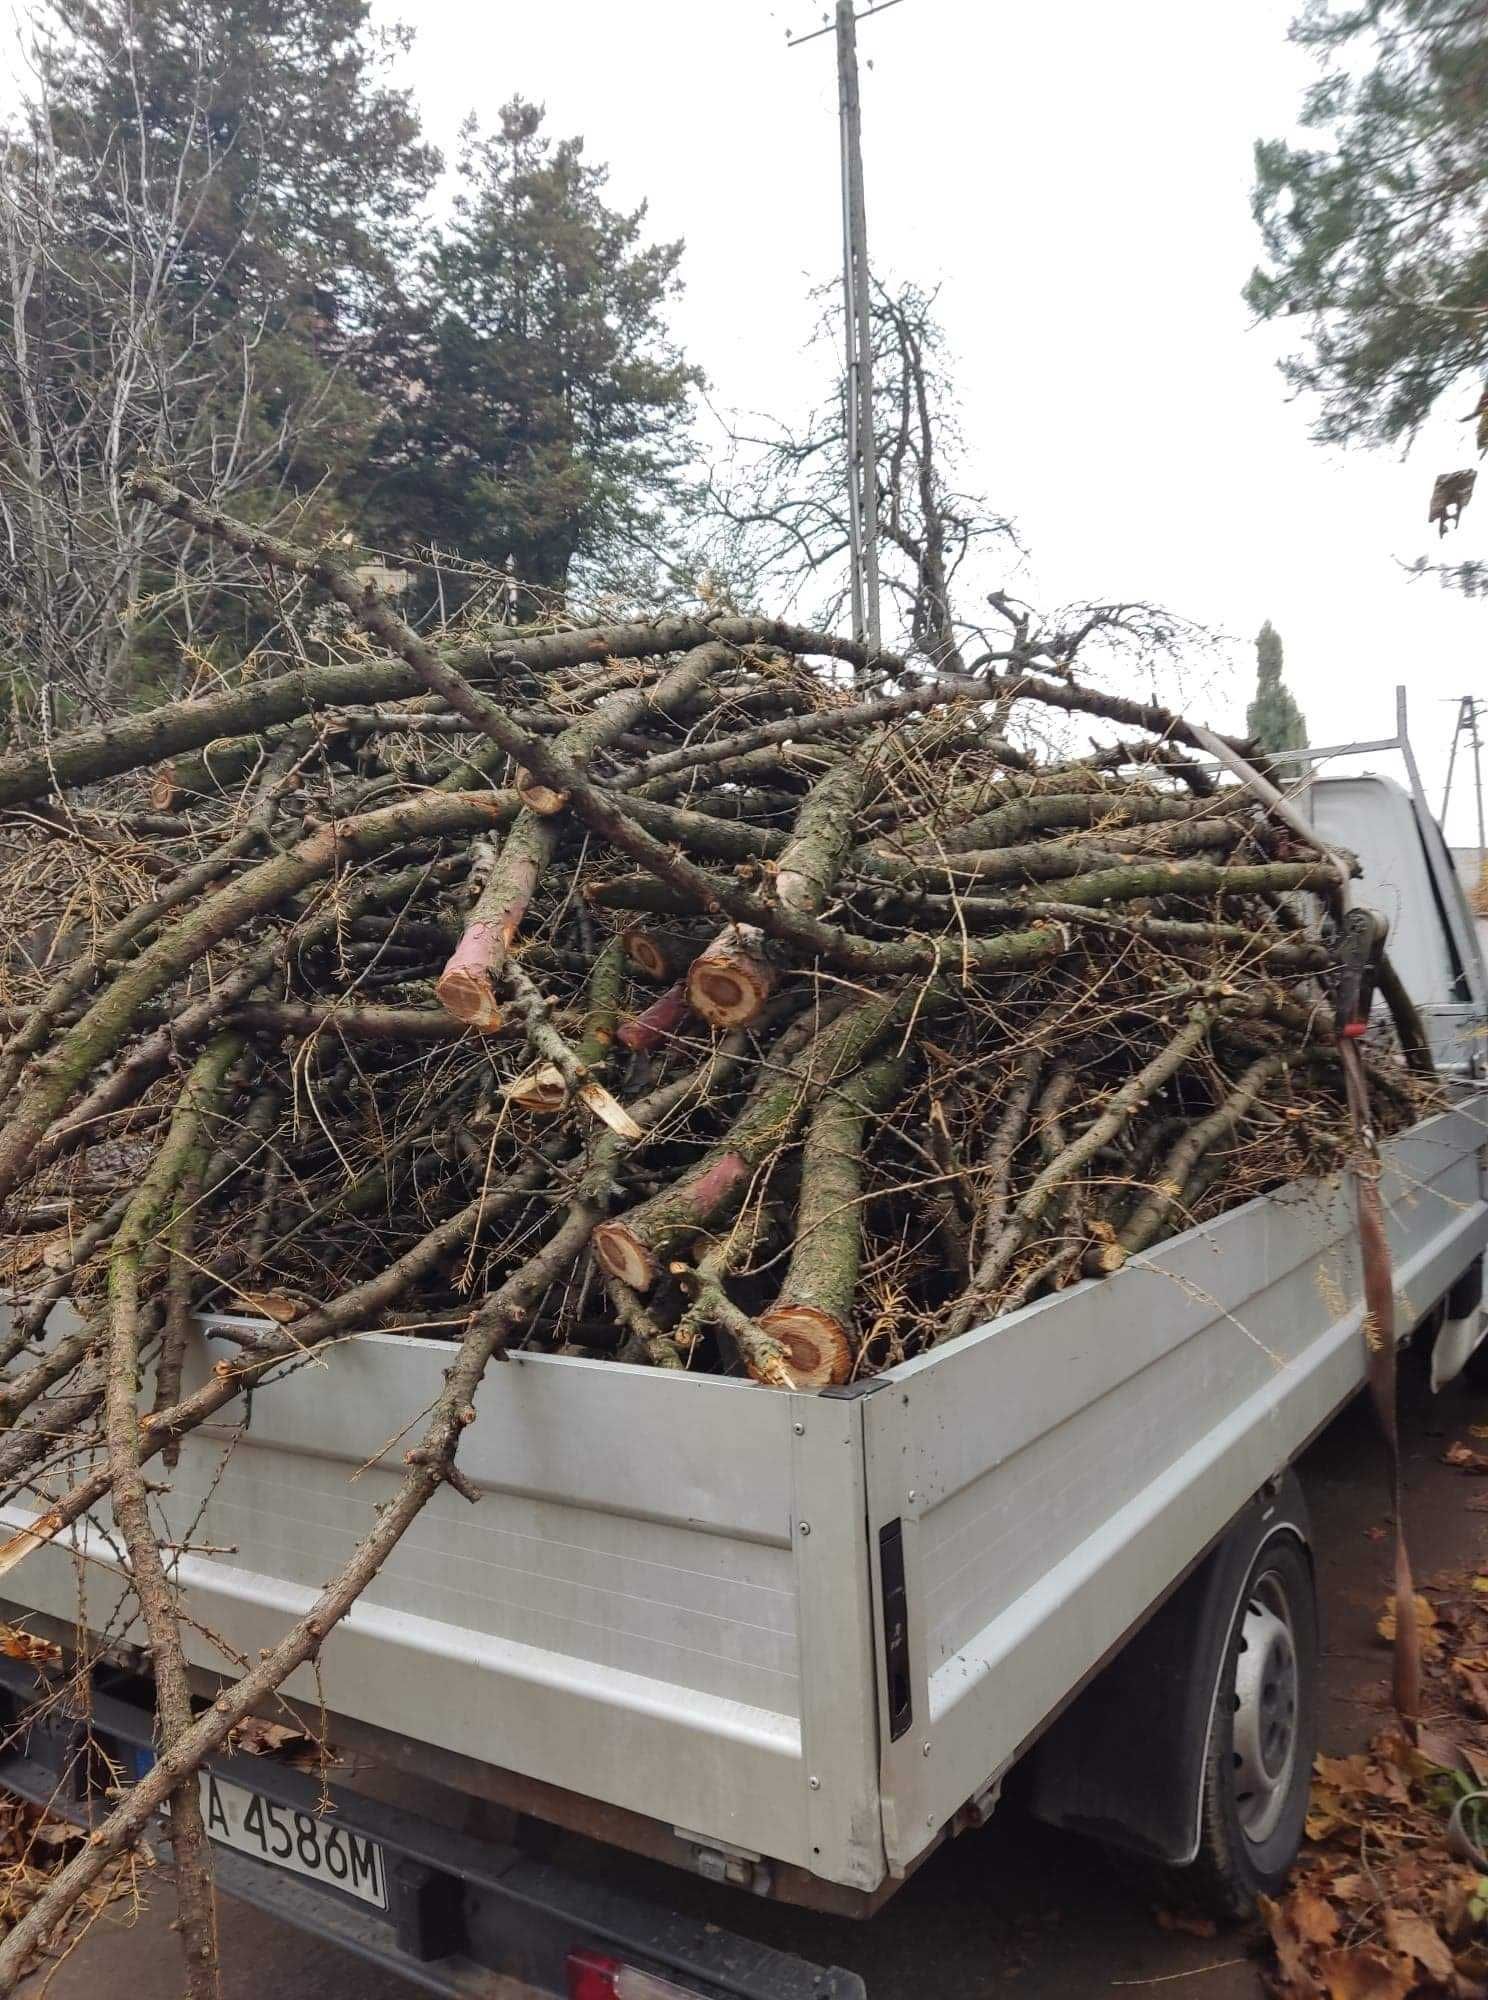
[1260,1505,1488,1998]
[1378,1594,1444,1659]
[1444,1444,1488,1475]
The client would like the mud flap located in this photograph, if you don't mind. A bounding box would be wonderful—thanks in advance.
[1023,1472,1312,1865]
[1431,1255,1485,1390]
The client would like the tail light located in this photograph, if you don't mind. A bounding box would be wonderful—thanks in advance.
[566,1946,710,2000]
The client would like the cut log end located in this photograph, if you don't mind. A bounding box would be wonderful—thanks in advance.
[149,763,179,811]
[686,929,777,1029]
[1081,1240,1128,1278]
[757,1305,853,1389]
[621,928,676,983]
[515,768,570,815]
[592,1222,657,1291]
[435,965,504,1032]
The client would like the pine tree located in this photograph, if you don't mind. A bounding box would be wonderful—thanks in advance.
[371,99,699,602]
[1247,622,1309,771]
[1248,2,1488,448]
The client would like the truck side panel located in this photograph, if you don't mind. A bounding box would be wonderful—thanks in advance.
[863,1103,1488,1873]
[0,1340,887,1890]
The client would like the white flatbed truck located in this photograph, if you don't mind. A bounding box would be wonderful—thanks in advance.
[1,727,1485,2000]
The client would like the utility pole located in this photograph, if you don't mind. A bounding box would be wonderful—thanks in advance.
[1441,694,1487,861]
[790,0,902,661]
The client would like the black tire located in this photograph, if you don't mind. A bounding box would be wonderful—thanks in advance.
[1182,1532,1318,1918]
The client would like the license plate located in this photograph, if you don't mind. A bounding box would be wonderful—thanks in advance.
[199,1770,388,1909]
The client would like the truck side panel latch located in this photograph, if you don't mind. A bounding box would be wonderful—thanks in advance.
[878,1519,913,1741]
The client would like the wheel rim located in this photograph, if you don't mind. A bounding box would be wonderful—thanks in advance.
[1230,1569,1300,1845]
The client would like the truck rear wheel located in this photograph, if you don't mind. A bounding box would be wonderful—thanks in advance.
[1182,1533,1317,1917]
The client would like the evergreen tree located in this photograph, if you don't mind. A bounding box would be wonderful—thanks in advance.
[1247,621,1309,768]
[1248,1,1488,448]
[372,99,699,602]
[46,0,436,360]
[0,0,437,716]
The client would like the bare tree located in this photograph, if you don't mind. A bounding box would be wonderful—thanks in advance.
[701,280,1205,706]
[702,282,1012,663]
[0,9,376,732]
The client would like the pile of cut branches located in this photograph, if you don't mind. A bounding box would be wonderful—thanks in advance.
[0,475,1440,1990]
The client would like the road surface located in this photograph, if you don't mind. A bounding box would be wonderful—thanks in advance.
[18,1351,1488,2000]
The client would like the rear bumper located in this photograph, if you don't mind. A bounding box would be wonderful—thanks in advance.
[0,1658,863,2000]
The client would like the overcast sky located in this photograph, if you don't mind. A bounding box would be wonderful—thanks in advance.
[405,2,1474,846]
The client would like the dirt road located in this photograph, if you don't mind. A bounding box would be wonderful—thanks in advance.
[19,1353,1488,2000]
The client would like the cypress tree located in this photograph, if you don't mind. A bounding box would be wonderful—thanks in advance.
[1246,622,1309,773]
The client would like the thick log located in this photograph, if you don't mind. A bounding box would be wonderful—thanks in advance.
[923,790,1215,857]
[576,935,626,1072]
[232,1003,472,1041]
[686,926,778,1029]
[1018,857,1335,910]
[774,753,874,916]
[760,1053,907,1387]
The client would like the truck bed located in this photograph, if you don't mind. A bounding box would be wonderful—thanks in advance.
[2,1097,1484,1901]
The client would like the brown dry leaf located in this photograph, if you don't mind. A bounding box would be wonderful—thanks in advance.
[239,1292,303,1324]
[1377,1594,1440,1655]
[1383,1906,1456,1982]
[1329,1872,1369,1902]
[1444,1442,1488,1473]
[1292,1885,1343,1946]
[1264,1884,1342,1990]
[1319,1748,1411,1807]
[1372,1733,1428,1799]
[229,1716,307,1757]
[0,1623,61,1668]
[1451,1938,1488,1982]
[1315,1947,1414,2000]
[1261,1890,1323,1990]
[1307,1771,1362,1843]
